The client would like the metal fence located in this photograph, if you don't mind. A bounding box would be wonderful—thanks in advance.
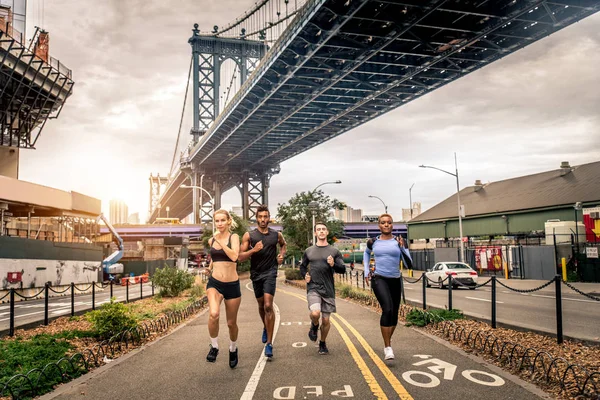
[0,280,155,337]
[335,271,600,344]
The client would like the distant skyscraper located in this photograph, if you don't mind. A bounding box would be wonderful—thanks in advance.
[128,212,140,225]
[109,199,129,224]
[231,206,243,217]
[334,206,363,222]
[402,202,422,221]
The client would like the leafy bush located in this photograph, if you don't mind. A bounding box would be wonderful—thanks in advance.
[237,260,251,273]
[284,268,303,280]
[405,308,464,327]
[189,284,205,299]
[86,298,138,339]
[151,266,194,297]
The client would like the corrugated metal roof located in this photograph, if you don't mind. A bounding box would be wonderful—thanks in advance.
[411,161,600,223]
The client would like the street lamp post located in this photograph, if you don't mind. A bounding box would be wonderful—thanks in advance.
[409,183,415,220]
[309,180,342,244]
[574,202,582,253]
[368,195,387,213]
[308,201,319,245]
[420,153,465,263]
[181,184,215,234]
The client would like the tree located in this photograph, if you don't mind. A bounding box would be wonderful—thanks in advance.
[200,212,250,272]
[277,190,345,260]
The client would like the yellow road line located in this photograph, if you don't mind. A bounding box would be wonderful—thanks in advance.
[334,313,414,400]
[277,288,388,399]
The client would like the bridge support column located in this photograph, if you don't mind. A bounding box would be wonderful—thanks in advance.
[192,173,200,224]
[213,180,222,211]
[261,173,270,208]
[242,171,250,220]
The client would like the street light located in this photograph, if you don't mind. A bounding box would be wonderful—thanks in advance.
[311,180,342,194]
[368,195,388,213]
[180,184,215,234]
[409,183,415,220]
[420,152,465,263]
[574,202,583,253]
[308,200,319,245]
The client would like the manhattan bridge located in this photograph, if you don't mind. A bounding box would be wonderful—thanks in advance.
[147,0,600,223]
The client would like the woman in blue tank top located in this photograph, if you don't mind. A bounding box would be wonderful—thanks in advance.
[363,213,411,361]
[205,209,241,368]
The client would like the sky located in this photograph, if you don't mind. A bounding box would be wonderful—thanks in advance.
[17,1,600,222]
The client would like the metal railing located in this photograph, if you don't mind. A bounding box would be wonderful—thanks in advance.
[335,271,600,344]
[1,279,155,337]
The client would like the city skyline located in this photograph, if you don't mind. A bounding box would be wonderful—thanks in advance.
[15,1,600,222]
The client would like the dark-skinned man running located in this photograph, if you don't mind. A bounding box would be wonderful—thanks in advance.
[239,205,286,359]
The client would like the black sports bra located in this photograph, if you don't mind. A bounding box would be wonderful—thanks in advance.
[210,235,235,262]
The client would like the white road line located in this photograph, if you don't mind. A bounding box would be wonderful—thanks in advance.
[240,285,280,400]
[0,310,44,322]
[52,309,71,316]
[465,297,504,304]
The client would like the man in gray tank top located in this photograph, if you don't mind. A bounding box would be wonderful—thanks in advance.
[239,205,286,359]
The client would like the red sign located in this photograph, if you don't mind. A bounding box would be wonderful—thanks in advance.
[474,247,503,271]
[7,272,22,283]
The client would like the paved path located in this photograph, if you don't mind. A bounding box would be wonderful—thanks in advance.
[42,277,549,400]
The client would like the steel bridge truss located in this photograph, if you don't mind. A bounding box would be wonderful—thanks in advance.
[186,0,600,173]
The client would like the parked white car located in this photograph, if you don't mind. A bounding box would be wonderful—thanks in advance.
[425,262,478,289]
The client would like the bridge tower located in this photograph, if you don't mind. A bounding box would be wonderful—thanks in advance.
[187,24,271,222]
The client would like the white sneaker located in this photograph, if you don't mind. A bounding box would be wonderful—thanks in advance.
[384,347,394,360]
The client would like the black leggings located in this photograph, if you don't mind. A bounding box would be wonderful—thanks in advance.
[372,275,401,327]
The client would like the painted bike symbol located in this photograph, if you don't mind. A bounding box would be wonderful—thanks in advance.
[401,355,505,388]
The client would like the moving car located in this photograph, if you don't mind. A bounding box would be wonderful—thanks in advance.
[425,262,478,289]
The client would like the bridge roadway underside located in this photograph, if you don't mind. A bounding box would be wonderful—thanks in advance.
[150,0,600,222]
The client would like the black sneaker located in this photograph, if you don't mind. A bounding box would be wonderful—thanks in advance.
[206,345,219,362]
[318,341,329,355]
[308,323,319,342]
[229,348,238,368]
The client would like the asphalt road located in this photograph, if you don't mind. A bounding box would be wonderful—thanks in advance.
[43,278,546,400]
[400,282,600,342]
[0,283,154,334]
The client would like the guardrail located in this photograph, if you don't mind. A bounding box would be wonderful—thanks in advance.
[335,271,600,344]
[0,279,155,337]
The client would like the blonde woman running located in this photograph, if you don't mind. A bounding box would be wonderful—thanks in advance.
[205,209,241,368]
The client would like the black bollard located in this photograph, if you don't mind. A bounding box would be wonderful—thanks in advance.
[110,281,114,299]
[448,275,453,311]
[491,276,496,329]
[140,278,143,300]
[44,283,49,325]
[92,282,96,310]
[9,289,15,337]
[555,275,563,344]
[71,282,75,317]
[422,274,427,310]
[126,279,129,303]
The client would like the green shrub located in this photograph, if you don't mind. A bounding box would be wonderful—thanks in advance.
[405,308,464,327]
[237,260,251,273]
[151,266,195,297]
[284,268,303,280]
[86,298,138,339]
[189,284,205,299]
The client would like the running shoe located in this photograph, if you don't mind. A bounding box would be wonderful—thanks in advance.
[384,346,395,360]
[206,345,219,362]
[229,349,238,368]
[264,343,273,359]
[318,341,329,355]
[308,323,319,342]
[262,327,268,344]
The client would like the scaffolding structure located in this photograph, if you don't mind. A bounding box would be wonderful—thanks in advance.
[0,8,74,149]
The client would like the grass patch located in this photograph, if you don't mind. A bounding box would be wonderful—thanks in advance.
[162,298,194,314]
[405,308,464,327]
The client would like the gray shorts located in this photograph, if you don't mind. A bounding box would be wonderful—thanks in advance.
[307,291,336,314]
